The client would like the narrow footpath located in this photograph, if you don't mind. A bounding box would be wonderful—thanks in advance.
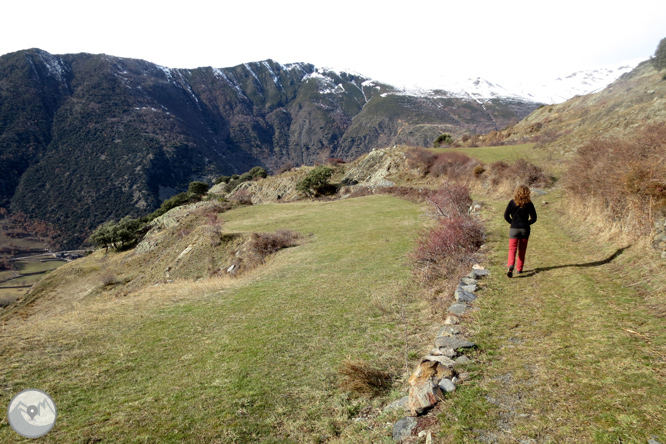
[439,189,666,443]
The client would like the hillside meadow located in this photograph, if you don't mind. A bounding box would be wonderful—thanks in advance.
[0,195,437,443]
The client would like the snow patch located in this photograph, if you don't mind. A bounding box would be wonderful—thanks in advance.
[244,63,261,83]
[213,68,246,98]
[157,65,174,81]
[262,61,281,87]
[35,51,68,83]
[302,69,347,94]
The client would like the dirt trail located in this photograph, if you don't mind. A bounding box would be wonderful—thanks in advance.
[441,189,666,443]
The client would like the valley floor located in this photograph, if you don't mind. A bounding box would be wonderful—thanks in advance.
[435,188,666,443]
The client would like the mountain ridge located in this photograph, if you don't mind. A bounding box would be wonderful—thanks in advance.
[0,48,540,247]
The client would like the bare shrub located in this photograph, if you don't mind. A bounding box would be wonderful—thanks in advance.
[346,186,436,203]
[101,272,119,287]
[278,161,297,174]
[247,230,301,264]
[231,189,254,205]
[405,147,437,176]
[411,182,484,285]
[429,151,478,179]
[338,360,393,397]
[564,123,666,236]
[347,186,374,199]
[427,183,473,218]
[411,215,484,283]
[508,159,552,188]
[487,159,551,189]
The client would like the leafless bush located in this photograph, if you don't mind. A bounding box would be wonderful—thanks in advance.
[379,186,436,203]
[429,151,479,179]
[427,183,473,218]
[101,272,119,287]
[411,215,484,284]
[405,147,437,176]
[230,189,254,205]
[564,124,666,236]
[277,161,297,174]
[338,359,393,397]
[345,186,436,203]
[411,184,484,285]
[247,230,301,264]
[486,159,551,189]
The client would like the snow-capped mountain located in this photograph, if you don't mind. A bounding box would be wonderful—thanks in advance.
[509,65,637,103]
[394,64,637,105]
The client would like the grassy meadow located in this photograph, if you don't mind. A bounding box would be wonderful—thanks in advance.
[0,195,433,443]
[431,188,666,443]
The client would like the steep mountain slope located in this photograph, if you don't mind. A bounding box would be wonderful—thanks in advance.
[496,59,666,153]
[0,49,540,247]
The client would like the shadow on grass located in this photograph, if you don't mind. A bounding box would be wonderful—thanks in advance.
[516,246,631,278]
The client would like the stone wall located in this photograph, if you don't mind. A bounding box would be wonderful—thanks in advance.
[390,266,489,442]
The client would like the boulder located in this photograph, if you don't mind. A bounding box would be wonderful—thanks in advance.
[435,336,476,350]
[385,396,409,412]
[438,378,456,393]
[392,416,418,442]
[431,347,457,358]
[455,355,472,365]
[437,325,462,337]
[461,283,478,292]
[455,287,477,303]
[448,302,469,316]
[460,277,477,286]
[408,358,454,386]
[469,269,490,279]
[444,314,460,325]
[408,379,443,415]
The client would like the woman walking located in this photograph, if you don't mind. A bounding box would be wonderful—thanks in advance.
[504,185,537,277]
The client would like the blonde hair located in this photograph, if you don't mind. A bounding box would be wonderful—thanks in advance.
[513,185,531,208]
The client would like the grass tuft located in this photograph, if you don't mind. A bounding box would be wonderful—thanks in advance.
[338,360,394,397]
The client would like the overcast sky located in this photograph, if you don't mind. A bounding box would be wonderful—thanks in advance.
[2,0,665,88]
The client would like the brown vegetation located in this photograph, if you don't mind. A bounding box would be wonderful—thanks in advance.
[411,183,484,285]
[244,230,302,268]
[482,158,553,193]
[405,147,479,179]
[338,359,393,397]
[564,123,666,237]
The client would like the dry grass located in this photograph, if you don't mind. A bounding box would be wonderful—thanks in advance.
[564,123,666,239]
[338,360,394,397]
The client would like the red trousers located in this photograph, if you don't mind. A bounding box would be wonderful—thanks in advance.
[508,238,529,271]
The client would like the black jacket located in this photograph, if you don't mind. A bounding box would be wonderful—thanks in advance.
[504,200,537,229]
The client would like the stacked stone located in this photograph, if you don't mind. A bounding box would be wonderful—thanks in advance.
[391,266,489,442]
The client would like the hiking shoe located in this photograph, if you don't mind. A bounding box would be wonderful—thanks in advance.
[507,267,513,278]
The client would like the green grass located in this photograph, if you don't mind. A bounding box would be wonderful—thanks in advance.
[0,274,44,288]
[14,260,67,274]
[0,195,428,443]
[435,189,666,443]
[431,143,539,164]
